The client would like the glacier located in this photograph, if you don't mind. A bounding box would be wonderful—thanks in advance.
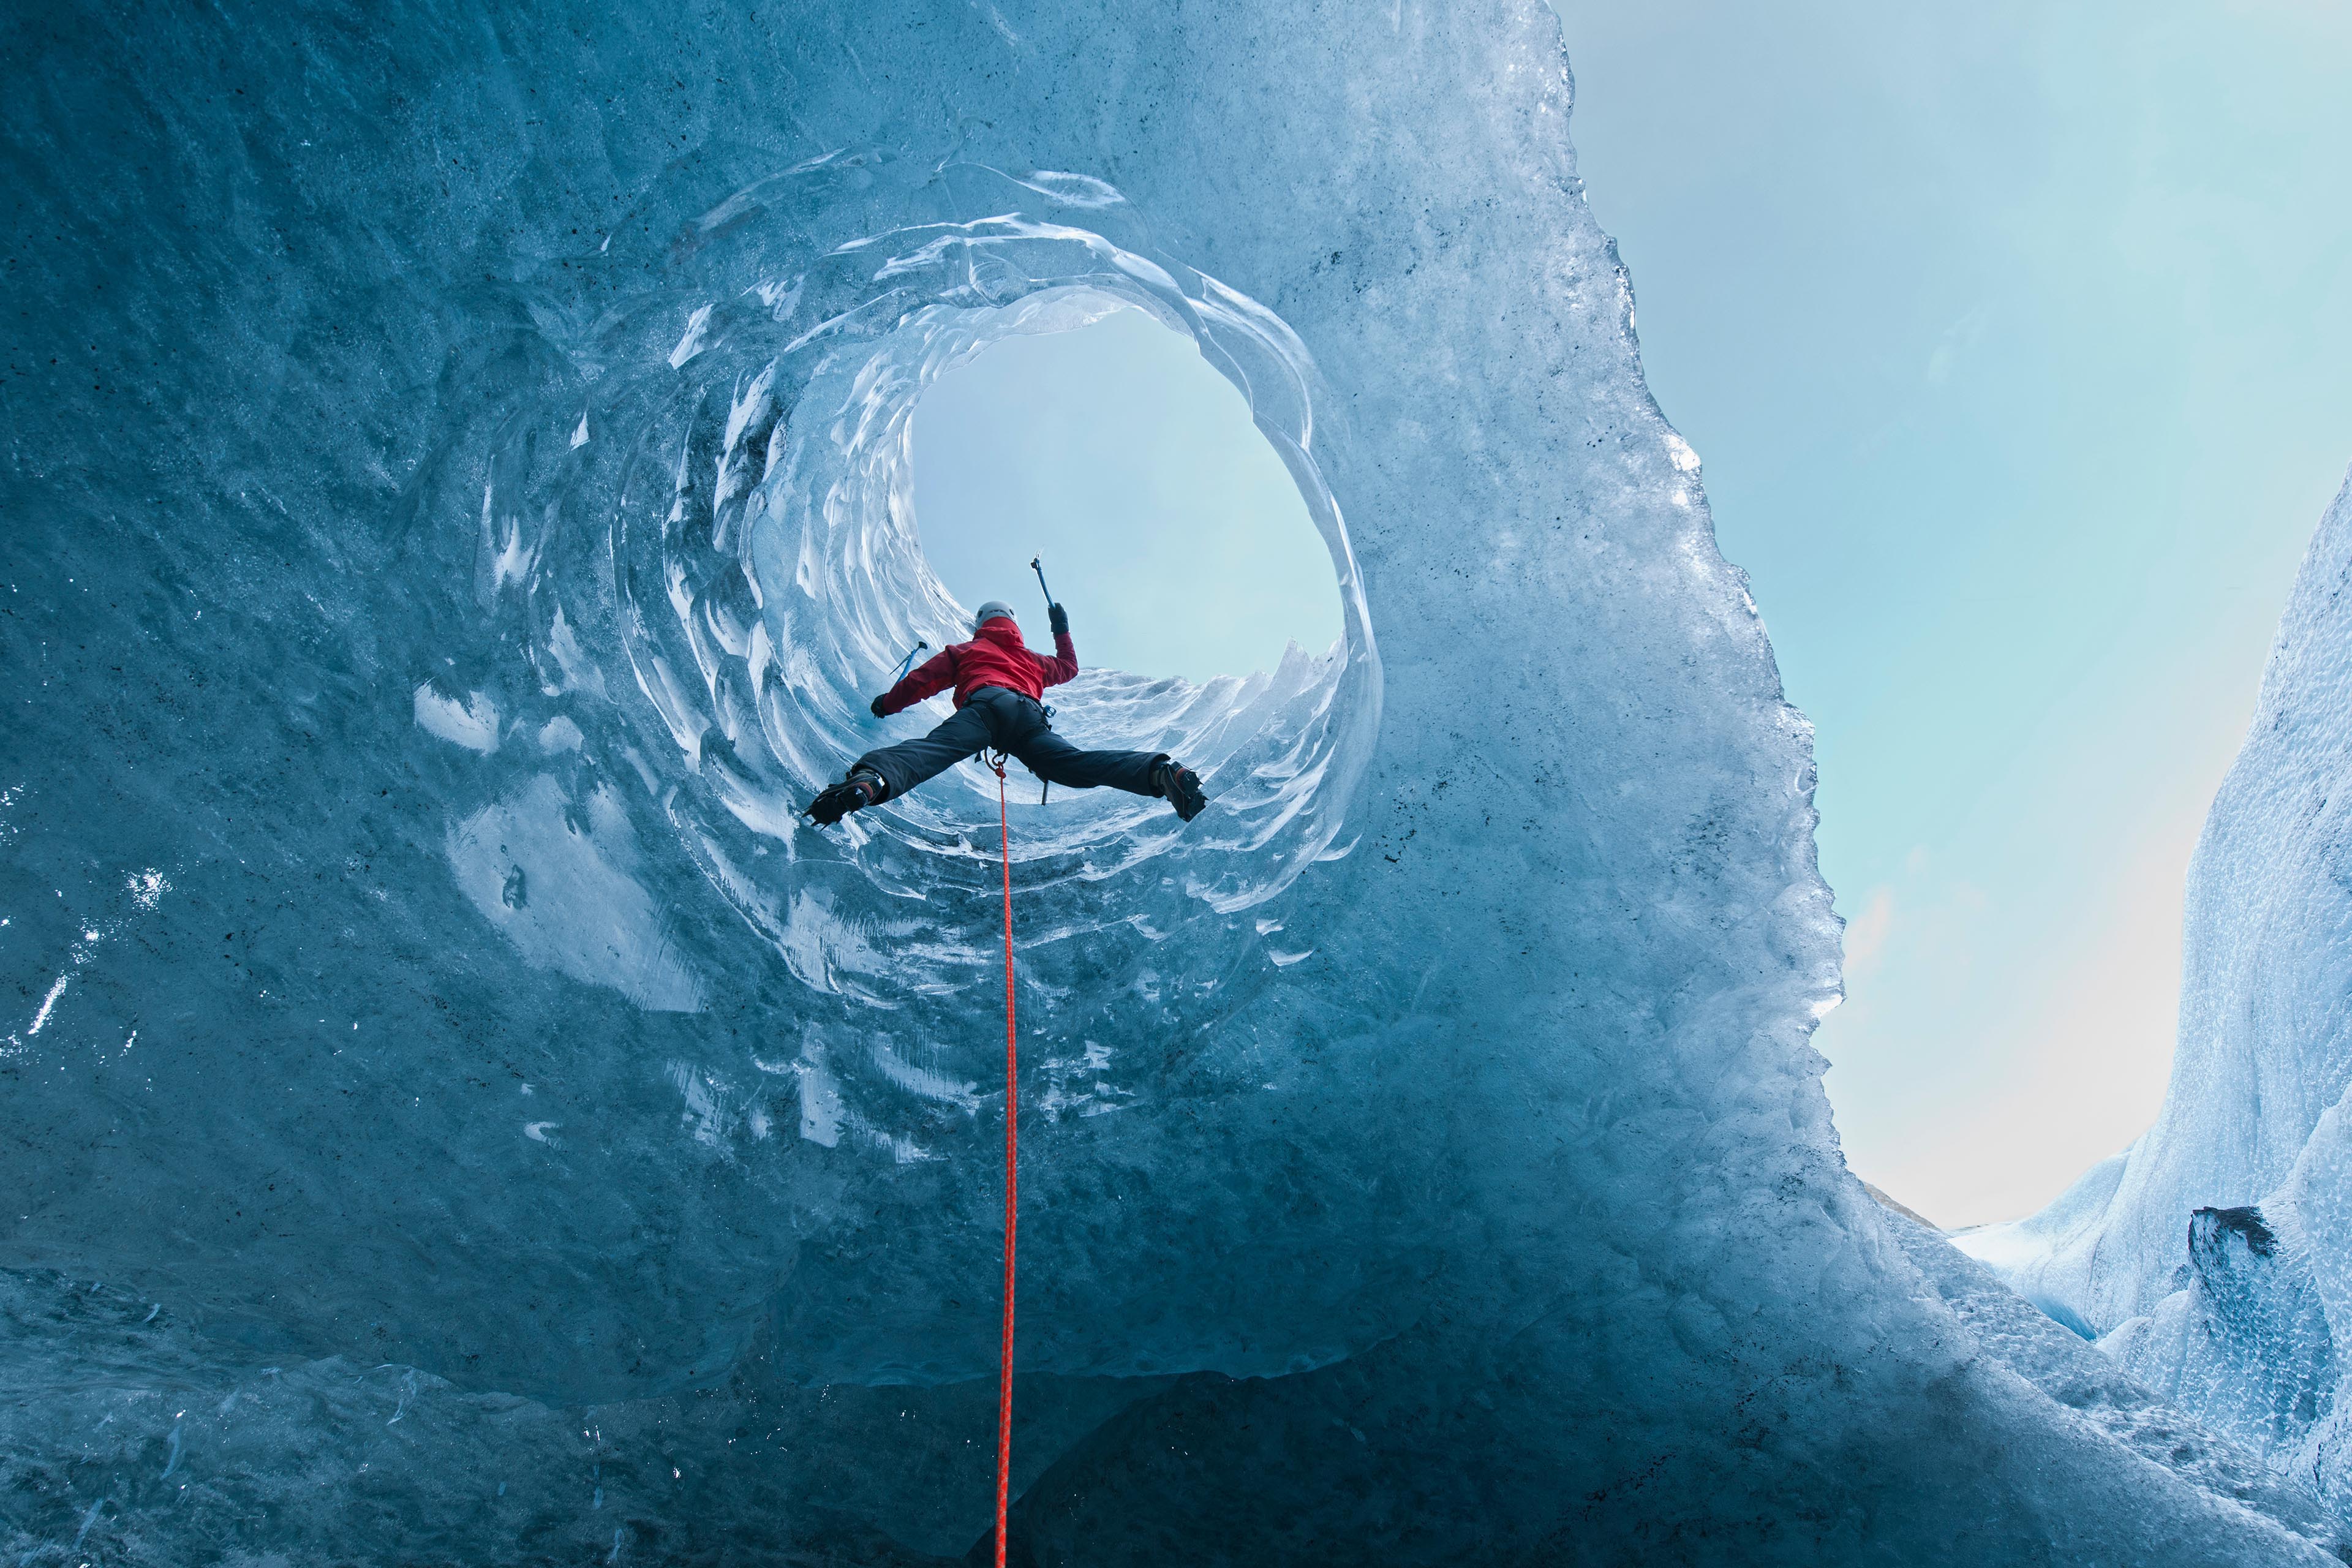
[2,0,2340,1561]
[1960,472,2352,1534]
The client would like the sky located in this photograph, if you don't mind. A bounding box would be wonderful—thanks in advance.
[1546,0,2352,1225]
[912,306,1338,682]
[911,0,2352,1229]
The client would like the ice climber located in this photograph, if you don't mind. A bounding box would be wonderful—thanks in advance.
[802,599,1210,827]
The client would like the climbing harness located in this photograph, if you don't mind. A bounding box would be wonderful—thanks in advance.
[989,751,1018,1567]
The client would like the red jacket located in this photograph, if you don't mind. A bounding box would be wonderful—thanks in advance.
[875,617,1078,714]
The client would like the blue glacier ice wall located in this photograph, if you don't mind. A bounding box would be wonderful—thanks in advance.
[1962,470,2352,1530]
[2,2,2337,1562]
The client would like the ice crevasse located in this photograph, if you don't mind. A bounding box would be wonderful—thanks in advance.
[1961,472,2352,1539]
[0,1,2337,1562]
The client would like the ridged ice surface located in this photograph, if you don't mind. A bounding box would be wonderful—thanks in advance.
[1961,472,2352,1532]
[2,1,2337,1562]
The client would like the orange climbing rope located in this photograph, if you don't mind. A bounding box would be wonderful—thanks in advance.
[990,754,1017,1568]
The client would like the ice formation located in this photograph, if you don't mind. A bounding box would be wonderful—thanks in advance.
[1961,472,2352,1531]
[2,1,2339,1561]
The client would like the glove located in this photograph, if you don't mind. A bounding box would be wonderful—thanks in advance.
[869,695,889,718]
[1048,602,1069,636]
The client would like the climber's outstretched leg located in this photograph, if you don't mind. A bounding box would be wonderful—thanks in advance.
[1009,714,1208,822]
[855,702,995,801]
[805,703,992,826]
[1010,725,1159,796]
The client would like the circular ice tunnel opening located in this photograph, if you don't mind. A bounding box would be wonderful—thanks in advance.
[486,182,1379,1003]
[909,304,1343,684]
[707,246,1378,979]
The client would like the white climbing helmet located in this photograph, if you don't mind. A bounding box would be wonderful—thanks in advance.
[973,600,1019,631]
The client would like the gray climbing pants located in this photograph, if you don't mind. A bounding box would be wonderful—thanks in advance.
[855,685,1166,803]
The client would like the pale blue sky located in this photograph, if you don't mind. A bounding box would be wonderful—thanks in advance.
[913,0,2352,1228]
[913,307,1338,682]
[1547,0,2352,1225]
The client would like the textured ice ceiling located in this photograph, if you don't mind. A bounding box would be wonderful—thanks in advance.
[1,1,2338,1562]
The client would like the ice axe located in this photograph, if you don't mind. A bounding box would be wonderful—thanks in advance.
[1027,557,1061,810]
[889,639,929,684]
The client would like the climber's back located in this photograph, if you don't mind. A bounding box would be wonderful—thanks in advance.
[870,600,1078,716]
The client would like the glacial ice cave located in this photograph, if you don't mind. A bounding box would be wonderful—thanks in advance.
[4,1,2350,1562]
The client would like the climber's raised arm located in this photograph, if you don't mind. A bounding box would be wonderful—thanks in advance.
[1036,601,1078,689]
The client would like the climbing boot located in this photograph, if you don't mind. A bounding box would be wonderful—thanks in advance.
[1154,759,1207,823]
[804,766,886,826]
